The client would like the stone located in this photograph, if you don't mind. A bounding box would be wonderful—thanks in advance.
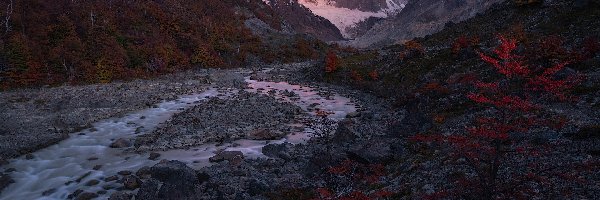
[92,165,102,170]
[147,160,203,199]
[75,192,98,200]
[110,138,132,148]
[85,179,100,186]
[248,129,281,140]
[25,154,34,160]
[209,151,244,163]
[0,173,15,193]
[262,143,293,161]
[148,152,161,160]
[42,188,57,196]
[566,125,600,140]
[109,191,132,200]
[345,111,361,118]
[105,175,119,182]
[118,170,132,176]
[122,175,141,190]
[331,119,357,143]
[388,111,432,138]
[87,156,98,161]
[136,166,152,179]
[135,179,160,200]
[75,171,92,183]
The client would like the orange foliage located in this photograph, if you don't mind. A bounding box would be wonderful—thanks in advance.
[368,70,379,81]
[324,50,339,73]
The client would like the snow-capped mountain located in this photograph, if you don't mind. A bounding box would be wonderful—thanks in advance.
[298,0,407,38]
[346,0,505,48]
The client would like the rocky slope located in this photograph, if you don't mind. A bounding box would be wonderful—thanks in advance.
[265,0,345,41]
[345,0,504,48]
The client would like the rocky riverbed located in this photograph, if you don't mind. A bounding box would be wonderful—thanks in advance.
[1,62,598,200]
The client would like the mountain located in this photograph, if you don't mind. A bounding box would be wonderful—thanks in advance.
[345,0,504,48]
[298,0,407,38]
[264,0,344,41]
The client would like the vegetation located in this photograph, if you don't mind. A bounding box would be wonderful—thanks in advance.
[0,0,326,89]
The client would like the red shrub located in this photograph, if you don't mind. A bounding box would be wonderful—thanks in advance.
[412,35,583,198]
[325,50,339,73]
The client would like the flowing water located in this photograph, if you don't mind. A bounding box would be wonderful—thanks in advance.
[0,78,357,200]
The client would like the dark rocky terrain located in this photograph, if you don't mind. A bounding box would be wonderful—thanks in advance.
[1,0,599,199]
[346,0,504,48]
[266,0,345,41]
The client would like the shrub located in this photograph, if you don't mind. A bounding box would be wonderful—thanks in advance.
[412,35,583,199]
[324,50,339,73]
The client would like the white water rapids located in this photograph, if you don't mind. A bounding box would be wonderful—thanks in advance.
[0,78,357,200]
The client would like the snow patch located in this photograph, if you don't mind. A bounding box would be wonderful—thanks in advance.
[298,0,405,38]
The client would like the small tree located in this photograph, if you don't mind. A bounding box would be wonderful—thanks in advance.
[324,50,339,73]
[413,35,582,198]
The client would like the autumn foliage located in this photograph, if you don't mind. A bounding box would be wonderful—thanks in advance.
[0,0,324,89]
[412,35,583,198]
[324,50,339,73]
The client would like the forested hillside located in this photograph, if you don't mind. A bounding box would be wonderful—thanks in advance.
[0,0,326,88]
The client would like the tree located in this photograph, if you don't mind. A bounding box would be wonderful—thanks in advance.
[324,50,338,73]
[412,35,582,199]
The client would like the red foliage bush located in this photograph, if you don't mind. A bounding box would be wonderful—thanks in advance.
[368,70,379,81]
[350,69,363,81]
[324,50,339,73]
[314,159,392,200]
[412,35,583,198]
[451,35,480,55]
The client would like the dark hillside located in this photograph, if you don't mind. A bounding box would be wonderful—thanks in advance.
[0,0,328,89]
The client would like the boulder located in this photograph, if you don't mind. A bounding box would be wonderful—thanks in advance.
[248,129,283,140]
[136,166,152,179]
[209,151,244,163]
[331,119,357,143]
[147,160,204,199]
[109,191,133,200]
[148,152,161,160]
[0,173,14,193]
[75,192,98,200]
[110,138,132,148]
[262,143,293,161]
[122,175,141,190]
[347,138,402,164]
[135,179,160,200]
[388,111,432,138]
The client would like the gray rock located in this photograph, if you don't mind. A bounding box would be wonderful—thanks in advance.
[110,138,132,148]
[345,111,361,118]
[75,192,98,200]
[331,119,357,143]
[0,173,14,193]
[122,175,141,190]
[85,179,100,186]
[109,191,132,200]
[148,152,161,160]
[136,166,152,179]
[147,160,203,199]
[105,175,119,182]
[388,111,432,137]
[262,143,293,161]
[248,129,282,140]
[42,188,56,196]
[118,170,132,176]
[209,151,244,163]
[135,179,160,200]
